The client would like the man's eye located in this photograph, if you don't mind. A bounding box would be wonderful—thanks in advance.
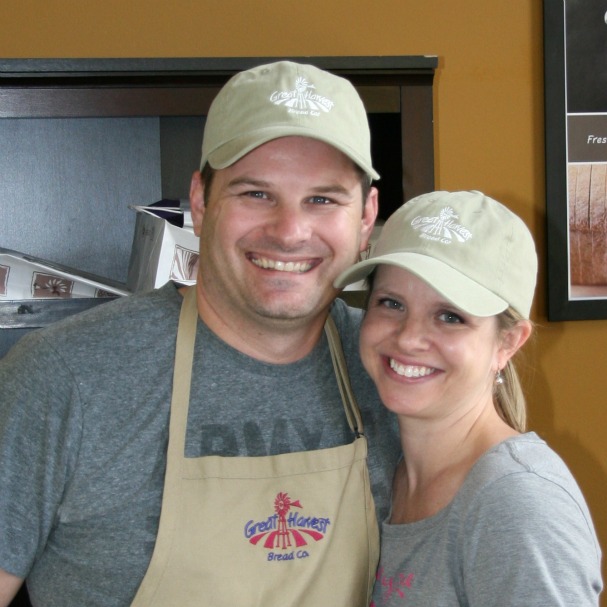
[309,196,332,205]
[244,191,268,199]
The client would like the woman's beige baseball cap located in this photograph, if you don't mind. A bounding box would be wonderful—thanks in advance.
[335,190,538,318]
[200,61,379,181]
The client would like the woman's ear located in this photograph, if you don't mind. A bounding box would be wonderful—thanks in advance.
[498,320,533,368]
[189,171,205,237]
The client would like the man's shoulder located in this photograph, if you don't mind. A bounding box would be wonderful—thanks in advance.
[58,282,177,329]
[4,283,181,360]
[330,297,364,332]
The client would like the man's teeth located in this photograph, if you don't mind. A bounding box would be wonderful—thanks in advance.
[390,359,436,378]
[252,257,312,273]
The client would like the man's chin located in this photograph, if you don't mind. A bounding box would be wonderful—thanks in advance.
[251,295,333,323]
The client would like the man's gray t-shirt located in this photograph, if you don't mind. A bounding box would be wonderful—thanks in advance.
[0,283,401,606]
[371,433,602,606]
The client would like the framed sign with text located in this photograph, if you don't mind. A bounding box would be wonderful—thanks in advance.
[544,0,607,320]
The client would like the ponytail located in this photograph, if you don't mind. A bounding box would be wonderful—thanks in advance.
[494,308,533,433]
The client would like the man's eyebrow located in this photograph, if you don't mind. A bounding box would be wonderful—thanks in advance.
[226,178,352,197]
[309,184,352,196]
[226,177,272,189]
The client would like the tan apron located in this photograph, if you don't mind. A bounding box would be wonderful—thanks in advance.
[131,287,379,607]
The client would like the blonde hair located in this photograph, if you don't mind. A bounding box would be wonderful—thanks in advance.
[494,308,533,433]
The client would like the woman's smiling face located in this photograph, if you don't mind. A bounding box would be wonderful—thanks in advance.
[360,265,505,423]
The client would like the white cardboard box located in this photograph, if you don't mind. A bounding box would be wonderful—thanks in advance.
[127,204,200,293]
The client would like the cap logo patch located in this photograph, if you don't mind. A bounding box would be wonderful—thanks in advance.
[411,206,472,244]
[269,76,335,116]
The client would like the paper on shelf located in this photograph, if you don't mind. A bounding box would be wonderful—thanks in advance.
[0,247,129,300]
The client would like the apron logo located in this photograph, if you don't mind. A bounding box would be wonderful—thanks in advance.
[244,492,331,561]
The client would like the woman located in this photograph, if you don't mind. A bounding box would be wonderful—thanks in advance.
[335,190,603,606]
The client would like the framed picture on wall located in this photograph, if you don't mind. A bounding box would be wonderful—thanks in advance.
[544,0,607,320]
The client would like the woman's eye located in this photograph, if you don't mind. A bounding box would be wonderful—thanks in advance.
[438,311,463,324]
[378,297,403,311]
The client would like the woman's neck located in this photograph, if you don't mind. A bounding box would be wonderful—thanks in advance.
[391,408,519,524]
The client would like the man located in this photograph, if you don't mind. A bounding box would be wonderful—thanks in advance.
[0,61,400,607]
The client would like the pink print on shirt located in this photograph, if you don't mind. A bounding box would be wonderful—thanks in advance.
[371,568,414,604]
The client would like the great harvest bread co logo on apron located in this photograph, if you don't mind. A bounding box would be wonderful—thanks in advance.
[245,492,330,561]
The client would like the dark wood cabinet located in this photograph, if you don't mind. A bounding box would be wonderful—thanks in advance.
[0,56,437,356]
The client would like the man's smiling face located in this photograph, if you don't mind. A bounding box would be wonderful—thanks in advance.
[191,136,377,331]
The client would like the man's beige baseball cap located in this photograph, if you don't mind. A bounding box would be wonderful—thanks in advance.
[335,190,538,318]
[200,60,379,181]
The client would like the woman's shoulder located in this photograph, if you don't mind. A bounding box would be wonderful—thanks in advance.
[460,433,583,505]
[455,433,599,549]
[450,433,603,600]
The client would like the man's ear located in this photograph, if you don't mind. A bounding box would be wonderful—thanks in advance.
[360,186,379,253]
[189,170,205,237]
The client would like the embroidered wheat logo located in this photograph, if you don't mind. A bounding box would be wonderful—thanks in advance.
[411,206,472,243]
[269,77,334,114]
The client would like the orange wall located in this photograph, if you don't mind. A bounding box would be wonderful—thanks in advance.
[2,0,605,597]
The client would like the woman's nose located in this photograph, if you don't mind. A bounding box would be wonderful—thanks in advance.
[394,315,428,350]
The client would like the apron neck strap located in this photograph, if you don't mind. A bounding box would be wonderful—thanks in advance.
[170,287,365,460]
[324,314,365,437]
[167,286,199,459]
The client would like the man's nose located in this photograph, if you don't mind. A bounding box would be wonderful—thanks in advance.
[266,204,312,246]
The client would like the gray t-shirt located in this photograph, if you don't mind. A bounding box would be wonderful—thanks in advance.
[0,283,400,607]
[371,433,603,607]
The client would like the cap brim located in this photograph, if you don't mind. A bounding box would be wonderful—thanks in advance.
[334,252,509,317]
[205,126,380,181]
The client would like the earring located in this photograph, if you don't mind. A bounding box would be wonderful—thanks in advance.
[495,369,504,385]
[359,243,372,261]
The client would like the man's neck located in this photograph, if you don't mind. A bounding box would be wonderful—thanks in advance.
[181,285,329,364]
